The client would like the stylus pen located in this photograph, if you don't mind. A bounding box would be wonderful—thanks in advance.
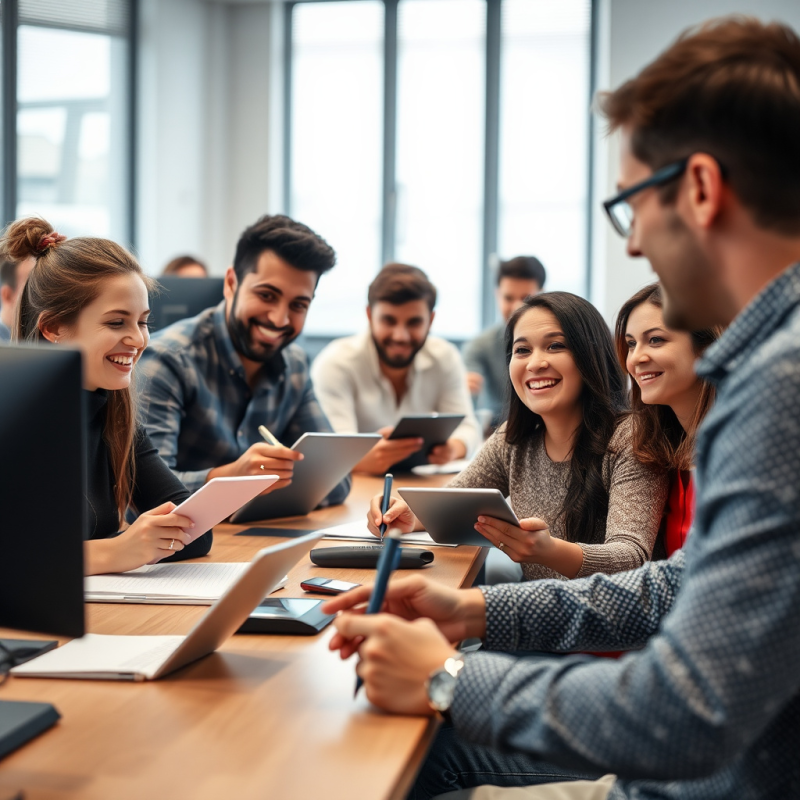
[258,424,280,447]
[378,472,394,542]
[354,529,403,697]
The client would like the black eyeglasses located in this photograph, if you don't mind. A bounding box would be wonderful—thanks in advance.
[602,158,689,237]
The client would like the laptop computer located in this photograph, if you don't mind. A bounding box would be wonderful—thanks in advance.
[230,433,380,523]
[11,532,320,681]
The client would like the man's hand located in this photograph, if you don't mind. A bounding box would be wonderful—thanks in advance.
[334,613,458,715]
[366,494,420,536]
[323,574,487,657]
[353,426,424,475]
[207,442,303,493]
[466,371,484,396]
[428,438,467,465]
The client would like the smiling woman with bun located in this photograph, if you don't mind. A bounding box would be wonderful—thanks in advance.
[370,292,669,581]
[2,216,212,574]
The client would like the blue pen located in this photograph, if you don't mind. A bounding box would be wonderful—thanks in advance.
[378,472,394,541]
[354,528,403,697]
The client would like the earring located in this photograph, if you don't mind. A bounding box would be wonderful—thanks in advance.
[54,338,59,344]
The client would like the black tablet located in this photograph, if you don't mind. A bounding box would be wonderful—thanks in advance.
[387,413,465,471]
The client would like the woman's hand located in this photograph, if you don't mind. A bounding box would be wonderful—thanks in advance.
[366,494,420,536]
[474,515,555,563]
[323,574,486,658]
[475,515,584,577]
[334,613,458,715]
[88,501,196,574]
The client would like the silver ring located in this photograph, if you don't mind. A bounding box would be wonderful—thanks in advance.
[169,539,175,550]
[498,542,505,551]
[260,464,266,471]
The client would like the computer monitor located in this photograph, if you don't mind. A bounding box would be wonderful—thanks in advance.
[0,345,85,638]
[148,277,225,331]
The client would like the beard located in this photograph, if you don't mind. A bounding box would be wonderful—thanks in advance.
[650,211,725,332]
[371,334,426,369]
[226,288,298,363]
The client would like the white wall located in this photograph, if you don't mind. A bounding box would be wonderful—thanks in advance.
[591,0,800,323]
[136,0,283,276]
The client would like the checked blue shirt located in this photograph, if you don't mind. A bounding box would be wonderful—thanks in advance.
[452,262,800,799]
[137,302,350,504]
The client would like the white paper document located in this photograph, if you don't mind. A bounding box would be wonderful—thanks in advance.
[411,458,472,476]
[85,562,287,604]
[318,521,456,547]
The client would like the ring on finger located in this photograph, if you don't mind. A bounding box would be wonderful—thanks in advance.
[260,464,266,471]
[169,539,175,550]
[498,541,506,551]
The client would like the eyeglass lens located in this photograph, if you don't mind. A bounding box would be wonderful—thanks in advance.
[610,201,634,236]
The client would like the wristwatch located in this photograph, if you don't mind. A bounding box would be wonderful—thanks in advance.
[425,652,465,717]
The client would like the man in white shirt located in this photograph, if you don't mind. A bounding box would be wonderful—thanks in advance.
[311,263,480,475]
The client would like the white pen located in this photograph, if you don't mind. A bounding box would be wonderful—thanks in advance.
[258,425,280,447]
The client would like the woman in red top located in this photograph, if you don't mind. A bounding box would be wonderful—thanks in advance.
[616,283,720,556]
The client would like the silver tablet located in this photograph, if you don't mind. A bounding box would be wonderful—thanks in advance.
[397,487,519,547]
[229,433,380,522]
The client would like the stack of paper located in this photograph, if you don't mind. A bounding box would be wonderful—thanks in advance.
[318,521,456,547]
[85,562,287,604]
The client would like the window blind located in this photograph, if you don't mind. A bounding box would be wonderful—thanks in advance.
[19,0,130,36]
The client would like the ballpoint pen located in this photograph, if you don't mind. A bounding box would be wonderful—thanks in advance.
[354,528,403,697]
[379,472,393,542]
[258,424,280,447]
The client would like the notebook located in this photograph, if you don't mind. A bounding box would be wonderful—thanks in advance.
[11,532,320,681]
[317,520,457,547]
[85,561,288,604]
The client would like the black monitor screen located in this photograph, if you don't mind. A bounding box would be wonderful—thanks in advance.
[0,345,85,637]
[149,277,224,332]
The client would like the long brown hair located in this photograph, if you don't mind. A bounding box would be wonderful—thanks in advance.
[2,216,155,526]
[615,283,719,471]
[505,292,628,545]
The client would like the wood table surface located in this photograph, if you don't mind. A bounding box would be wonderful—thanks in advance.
[0,472,486,800]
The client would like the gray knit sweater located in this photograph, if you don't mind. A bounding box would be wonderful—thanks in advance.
[448,415,668,580]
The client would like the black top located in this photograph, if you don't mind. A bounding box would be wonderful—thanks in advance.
[85,390,212,561]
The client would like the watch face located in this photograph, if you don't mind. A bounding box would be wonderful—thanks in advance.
[427,669,457,713]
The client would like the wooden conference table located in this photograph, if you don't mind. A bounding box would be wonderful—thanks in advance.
[0,473,486,800]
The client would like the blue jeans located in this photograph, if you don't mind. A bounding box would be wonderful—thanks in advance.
[409,722,599,800]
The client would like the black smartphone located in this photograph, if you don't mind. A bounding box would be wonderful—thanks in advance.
[300,576,361,595]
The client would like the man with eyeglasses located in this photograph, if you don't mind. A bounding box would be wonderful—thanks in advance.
[323,16,800,800]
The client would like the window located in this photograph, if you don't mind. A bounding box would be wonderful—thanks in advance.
[1,0,133,242]
[290,2,384,336]
[287,0,592,340]
[498,0,591,297]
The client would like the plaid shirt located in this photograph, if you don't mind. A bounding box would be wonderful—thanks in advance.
[453,262,800,800]
[137,302,350,505]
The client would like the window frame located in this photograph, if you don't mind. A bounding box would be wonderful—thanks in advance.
[0,0,138,245]
[283,0,595,334]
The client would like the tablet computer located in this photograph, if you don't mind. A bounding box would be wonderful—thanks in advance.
[387,413,465,471]
[229,433,381,523]
[175,475,279,541]
[397,487,519,547]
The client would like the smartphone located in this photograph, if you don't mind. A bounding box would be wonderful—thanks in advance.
[300,576,361,595]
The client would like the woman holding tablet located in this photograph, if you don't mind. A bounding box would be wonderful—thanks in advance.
[4,217,212,575]
[370,292,669,581]
[617,283,719,556]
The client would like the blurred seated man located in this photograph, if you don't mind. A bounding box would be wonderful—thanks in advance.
[161,254,209,278]
[138,214,350,507]
[0,254,35,342]
[311,263,480,475]
[463,255,545,425]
